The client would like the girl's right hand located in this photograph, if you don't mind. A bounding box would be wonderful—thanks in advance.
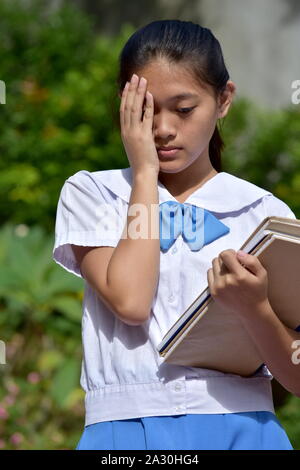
[120,73,160,176]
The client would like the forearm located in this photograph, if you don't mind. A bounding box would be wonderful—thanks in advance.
[107,170,160,324]
[241,300,300,396]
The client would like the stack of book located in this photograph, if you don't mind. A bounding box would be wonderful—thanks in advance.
[156,216,300,377]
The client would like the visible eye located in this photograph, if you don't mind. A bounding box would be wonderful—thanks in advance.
[177,107,195,114]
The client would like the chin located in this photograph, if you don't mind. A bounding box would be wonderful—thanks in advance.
[159,158,194,173]
[159,165,185,174]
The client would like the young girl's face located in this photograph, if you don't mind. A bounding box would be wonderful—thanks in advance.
[135,59,235,173]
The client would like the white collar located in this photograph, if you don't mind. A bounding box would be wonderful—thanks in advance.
[94,167,272,213]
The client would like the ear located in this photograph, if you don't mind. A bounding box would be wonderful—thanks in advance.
[217,80,236,119]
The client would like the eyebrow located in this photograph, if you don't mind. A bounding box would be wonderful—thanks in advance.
[167,93,199,102]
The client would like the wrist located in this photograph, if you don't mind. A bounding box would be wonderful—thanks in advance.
[240,299,274,326]
[133,168,159,181]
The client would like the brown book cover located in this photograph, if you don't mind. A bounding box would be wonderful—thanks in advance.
[157,216,300,377]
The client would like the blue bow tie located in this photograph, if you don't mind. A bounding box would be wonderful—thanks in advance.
[159,201,230,252]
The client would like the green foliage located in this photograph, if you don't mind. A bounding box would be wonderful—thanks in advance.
[221,97,300,217]
[277,395,300,450]
[0,0,131,232]
[0,223,84,449]
[0,0,300,451]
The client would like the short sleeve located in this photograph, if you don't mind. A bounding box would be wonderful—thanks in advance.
[262,193,297,220]
[52,170,126,278]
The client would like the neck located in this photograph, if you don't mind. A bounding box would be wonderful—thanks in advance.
[158,155,218,200]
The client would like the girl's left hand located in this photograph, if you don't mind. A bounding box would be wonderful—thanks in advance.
[207,249,269,321]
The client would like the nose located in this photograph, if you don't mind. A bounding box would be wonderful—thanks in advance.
[153,113,176,141]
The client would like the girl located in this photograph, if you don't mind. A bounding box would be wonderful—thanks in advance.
[52,20,300,450]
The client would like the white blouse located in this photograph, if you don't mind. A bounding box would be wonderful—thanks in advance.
[52,167,297,426]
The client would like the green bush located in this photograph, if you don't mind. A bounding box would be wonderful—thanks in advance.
[221,97,300,216]
[0,222,85,449]
[0,0,131,232]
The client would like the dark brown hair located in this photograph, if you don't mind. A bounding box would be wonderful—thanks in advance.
[114,19,230,172]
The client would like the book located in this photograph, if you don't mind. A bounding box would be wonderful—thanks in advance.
[156,216,300,377]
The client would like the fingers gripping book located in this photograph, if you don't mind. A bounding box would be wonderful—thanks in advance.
[156,216,300,377]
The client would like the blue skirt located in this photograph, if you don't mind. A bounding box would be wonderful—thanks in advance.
[75,412,294,450]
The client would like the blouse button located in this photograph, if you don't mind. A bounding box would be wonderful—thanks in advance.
[174,383,182,391]
[168,294,174,302]
[172,246,177,254]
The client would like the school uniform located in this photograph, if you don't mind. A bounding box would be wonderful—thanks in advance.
[52,167,298,450]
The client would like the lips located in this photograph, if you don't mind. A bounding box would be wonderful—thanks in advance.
[157,147,181,158]
[157,146,181,151]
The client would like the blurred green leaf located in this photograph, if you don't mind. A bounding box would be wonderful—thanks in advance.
[37,350,64,373]
[51,296,82,322]
[50,358,80,408]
